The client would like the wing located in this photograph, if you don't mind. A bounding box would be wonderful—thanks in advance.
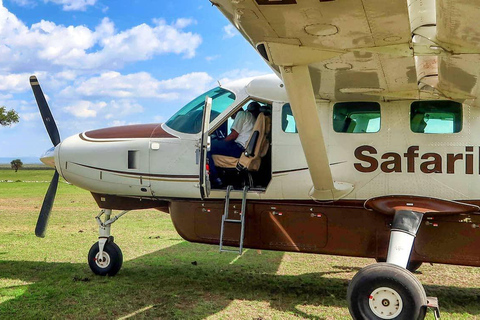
[213,0,480,199]
[214,0,480,101]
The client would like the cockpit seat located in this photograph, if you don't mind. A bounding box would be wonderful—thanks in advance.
[212,111,271,175]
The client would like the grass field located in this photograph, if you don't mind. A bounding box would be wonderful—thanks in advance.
[0,170,479,319]
[0,164,53,171]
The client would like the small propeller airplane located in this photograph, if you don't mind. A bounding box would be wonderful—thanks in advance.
[29,0,480,319]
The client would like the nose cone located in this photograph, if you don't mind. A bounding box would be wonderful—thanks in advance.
[40,146,56,168]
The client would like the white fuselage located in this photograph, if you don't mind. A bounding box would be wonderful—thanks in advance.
[51,75,480,202]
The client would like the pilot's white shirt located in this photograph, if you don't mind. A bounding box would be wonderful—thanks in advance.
[231,110,256,148]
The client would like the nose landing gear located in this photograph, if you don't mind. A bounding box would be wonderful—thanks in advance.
[87,209,129,276]
[88,239,123,276]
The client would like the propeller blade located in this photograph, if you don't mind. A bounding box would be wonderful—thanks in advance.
[35,170,59,238]
[30,75,61,146]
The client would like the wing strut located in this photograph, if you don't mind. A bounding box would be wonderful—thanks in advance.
[280,65,353,200]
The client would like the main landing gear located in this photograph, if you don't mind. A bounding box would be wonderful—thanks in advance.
[347,209,436,320]
[88,209,129,276]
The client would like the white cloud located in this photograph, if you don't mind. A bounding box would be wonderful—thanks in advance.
[55,70,78,81]
[59,71,216,122]
[64,100,106,118]
[104,99,143,118]
[173,18,196,29]
[159,72,213,93]
[206,55,220,62]
[10,0,36,7]
[223,25,238,39]
[218,69,268,85]
[60,71,214,100]
[63,71,166,99]
[0,93,13,99]
[0,6,202,72]
[153,115,164,123]
[109,120,126,126]
[19,112,38,121]
[64,98,143,120]
[0,73,31,92]
[44,0,96,11]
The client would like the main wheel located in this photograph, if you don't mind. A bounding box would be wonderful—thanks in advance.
[88,241,123,276]
[347,263,427,320]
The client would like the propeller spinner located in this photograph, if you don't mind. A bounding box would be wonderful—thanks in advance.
[30,75,61,238]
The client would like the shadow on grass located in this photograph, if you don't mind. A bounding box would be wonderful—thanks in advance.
[0,241,478,319]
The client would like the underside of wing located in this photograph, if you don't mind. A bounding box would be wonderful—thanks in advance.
[214,0,480,103]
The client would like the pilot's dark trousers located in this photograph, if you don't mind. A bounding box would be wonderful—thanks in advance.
[207,139,245,181]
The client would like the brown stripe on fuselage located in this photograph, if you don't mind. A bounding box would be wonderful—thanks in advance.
[84,123,177,139]
[70,162,198,179]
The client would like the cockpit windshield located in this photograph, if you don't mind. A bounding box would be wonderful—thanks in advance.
[165,87,236,134]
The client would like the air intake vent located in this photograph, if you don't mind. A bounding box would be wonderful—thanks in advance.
[128,150,138,169]
[256,0,296,5]
[257,44,269,62]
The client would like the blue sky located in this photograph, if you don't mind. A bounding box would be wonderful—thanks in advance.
[0,0,271,159]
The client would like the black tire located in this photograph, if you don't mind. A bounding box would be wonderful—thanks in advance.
[347,263,427,320]
[375,258,423,273]
[88,241,123,276]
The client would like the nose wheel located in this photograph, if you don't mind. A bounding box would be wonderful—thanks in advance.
[88,209,129,276]
[88,240,123,276]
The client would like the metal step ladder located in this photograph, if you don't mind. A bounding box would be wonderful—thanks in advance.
[219,185,248,254]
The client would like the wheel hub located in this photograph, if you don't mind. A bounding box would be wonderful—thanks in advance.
[94,251,111,268]
[368,287,403,319]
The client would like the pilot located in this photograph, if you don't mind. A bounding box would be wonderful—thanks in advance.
[208,101,261,187]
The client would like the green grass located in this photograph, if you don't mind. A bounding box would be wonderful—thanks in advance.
[0,164,53,171]
[0,170,479,319]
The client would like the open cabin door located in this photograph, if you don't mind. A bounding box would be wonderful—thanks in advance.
[199,96,212,199]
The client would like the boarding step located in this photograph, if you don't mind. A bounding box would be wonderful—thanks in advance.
[426,297,440,319]
[219,248,244,254]
[219,185,248,255]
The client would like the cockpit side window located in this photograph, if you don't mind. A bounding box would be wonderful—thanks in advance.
[165,87,236,134]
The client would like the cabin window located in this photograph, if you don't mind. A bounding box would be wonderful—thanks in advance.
[281,103,298,133]
[165,87,236,134]
[333,102,381,133]
[410,101,462,133]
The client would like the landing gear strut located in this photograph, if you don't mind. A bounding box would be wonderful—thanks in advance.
[87,209,129,276]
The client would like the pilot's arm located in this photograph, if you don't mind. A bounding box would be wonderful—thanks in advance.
[224,130,239,141]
